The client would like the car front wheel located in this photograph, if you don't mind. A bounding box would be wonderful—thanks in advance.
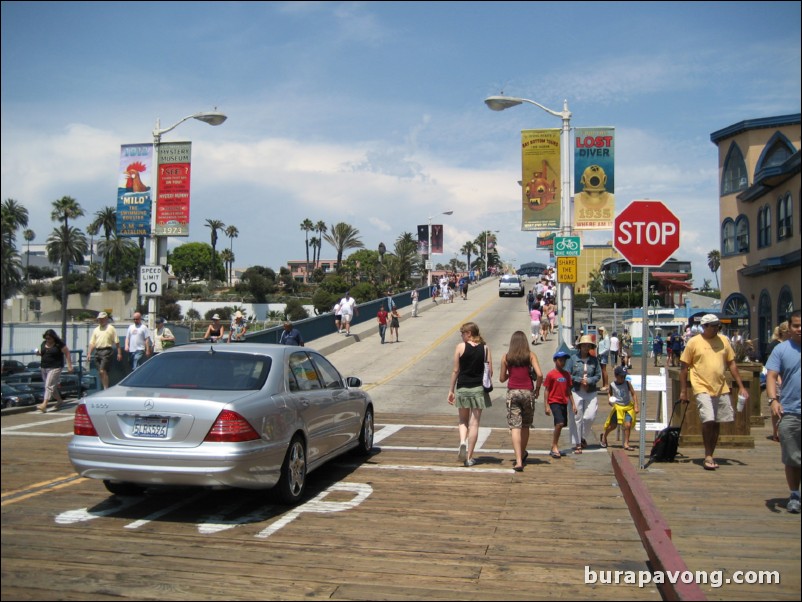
[276,435,307,504]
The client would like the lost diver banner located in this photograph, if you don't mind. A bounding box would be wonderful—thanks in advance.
[521,129,561,231]
[117,143,153,237]
[573,127,615,230]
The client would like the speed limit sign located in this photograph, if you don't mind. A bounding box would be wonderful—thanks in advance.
[139,266,166,297]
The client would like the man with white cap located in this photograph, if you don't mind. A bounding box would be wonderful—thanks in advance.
[679,314,749,471]
[87,312,122,390]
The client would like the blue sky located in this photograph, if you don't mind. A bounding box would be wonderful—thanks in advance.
[2,1,800,286]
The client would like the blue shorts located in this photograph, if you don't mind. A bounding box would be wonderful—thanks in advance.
[549,403,569,426]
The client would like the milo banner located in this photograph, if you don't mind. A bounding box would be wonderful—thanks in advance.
[155,142,192,236]
[521,129,561,231]
[417,225,429,255]
[573,127,615,230]
[116,144,153,237]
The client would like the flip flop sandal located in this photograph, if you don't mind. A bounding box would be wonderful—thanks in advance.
[549,451,561,459]
[703,461,718,471]
[574,446,583,454]
[623,446,634,451]
[599,437,608,449]
[513,465,524,472]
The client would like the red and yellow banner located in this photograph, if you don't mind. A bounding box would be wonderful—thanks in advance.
[155,142,192,236]
[521,129,561,231]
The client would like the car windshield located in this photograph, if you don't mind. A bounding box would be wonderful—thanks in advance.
[121,351,271,391]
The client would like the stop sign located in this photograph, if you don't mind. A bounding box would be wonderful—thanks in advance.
[613,200,681,267]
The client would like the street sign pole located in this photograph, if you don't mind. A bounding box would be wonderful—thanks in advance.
[639,267,649,469]
[613,200,681,469]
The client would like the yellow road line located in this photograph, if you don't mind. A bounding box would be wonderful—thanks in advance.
[1,473,82,506]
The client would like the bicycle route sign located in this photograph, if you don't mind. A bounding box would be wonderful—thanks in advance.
[553,236,581,257]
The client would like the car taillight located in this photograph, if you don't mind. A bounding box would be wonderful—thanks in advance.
[204,410,260,443]
[74,404,98,437]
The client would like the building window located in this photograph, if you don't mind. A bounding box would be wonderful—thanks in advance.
[757,205,772,249]
[735,215,749,253]
[778,287,794,324]
[721,219,736,255]
[778,193,793,240]
[756,132,795,173]
[721,143,748,195]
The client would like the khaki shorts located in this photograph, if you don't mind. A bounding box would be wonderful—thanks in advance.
[506,389,535,429]
[778,414,801,468]
[695,392,735,424]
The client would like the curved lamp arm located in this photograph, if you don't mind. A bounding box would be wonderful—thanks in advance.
[153,111,227,142]
[484,96,570,120]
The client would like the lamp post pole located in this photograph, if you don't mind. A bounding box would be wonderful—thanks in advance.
[485,96,574,349]
[427,210,453,287]
[147,111,226,330]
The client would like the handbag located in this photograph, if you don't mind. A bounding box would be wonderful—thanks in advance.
[482,345,493,393]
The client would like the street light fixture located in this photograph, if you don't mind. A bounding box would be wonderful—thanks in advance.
[147,110,227,330]
[586,296,598,327]
[484,95,574,349]
[427,210,453,286]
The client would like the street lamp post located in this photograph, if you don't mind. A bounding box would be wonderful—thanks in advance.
[147,111,227,330]
[485,95,574,349]
[427,210,453,286]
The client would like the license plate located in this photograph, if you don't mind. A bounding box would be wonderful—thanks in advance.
[132,417,169,438]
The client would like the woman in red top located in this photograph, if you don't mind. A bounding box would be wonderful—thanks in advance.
[499,331,543,471]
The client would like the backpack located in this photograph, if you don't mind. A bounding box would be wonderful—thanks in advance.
[649,401,688,463]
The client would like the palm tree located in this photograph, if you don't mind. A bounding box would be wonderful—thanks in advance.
[460,241,478,276]
[224,225,239,285]
[707,249,721,290]
[51,196,85,232]
[23,229,35,282]
[85,223,98,273]
[314,220,328,265]
[97,235,138,282]
[392,232,418,286]
[300,218,314,283]
[91,206,116,282]
[323,222,364,271]
[47,225,88,340]
[220,248,235,285]
[205,219,225,284]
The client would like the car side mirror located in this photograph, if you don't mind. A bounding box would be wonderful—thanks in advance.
[345,376,362,388]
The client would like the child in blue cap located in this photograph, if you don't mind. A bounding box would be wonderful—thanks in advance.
[544,350,577,458]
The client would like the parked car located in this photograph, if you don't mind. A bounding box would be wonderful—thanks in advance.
[1,383,37,408]
[498,274,525,297]
[3,371,84,400]
[68,343,374,504]
[1,360,28,376]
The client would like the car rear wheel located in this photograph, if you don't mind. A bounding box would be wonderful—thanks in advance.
[103,480,146,497]
[356,407,374,456]
[276,435,306,504]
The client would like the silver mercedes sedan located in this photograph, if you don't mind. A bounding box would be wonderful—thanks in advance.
[68,343,374,504]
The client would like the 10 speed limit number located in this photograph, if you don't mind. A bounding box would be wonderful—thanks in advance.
[139,266,166,297]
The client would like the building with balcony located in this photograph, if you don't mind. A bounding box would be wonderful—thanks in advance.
[710,114,800,357]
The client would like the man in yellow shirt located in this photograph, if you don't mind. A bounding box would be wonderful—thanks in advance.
[87,312,122,390]
[679,314,748,471]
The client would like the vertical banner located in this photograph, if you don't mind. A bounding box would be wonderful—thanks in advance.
[155,142,192,236]
[430,224,444,254]
[117,144,153,237]
[574,127,615,230]
[521,129,561,231]
[417,224,429,255]
[537,231,556,251]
